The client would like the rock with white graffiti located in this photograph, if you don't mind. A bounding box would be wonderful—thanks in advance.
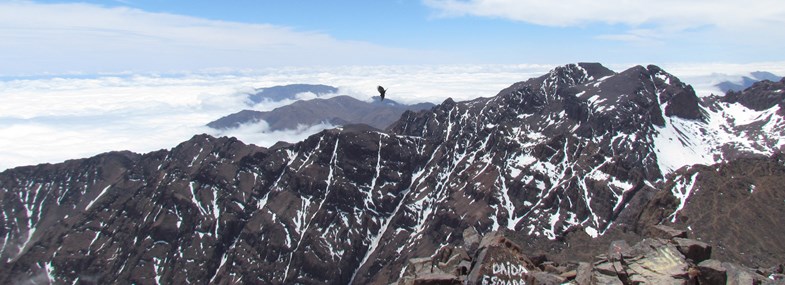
[466,232,536,285]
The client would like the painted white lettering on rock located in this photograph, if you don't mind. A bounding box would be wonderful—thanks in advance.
[482,262,529,285]
[482,275,528,285]
[492,262,528,277]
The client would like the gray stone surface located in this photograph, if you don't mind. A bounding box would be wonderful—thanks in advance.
[649,224,688,240]
[698,259,727,285]
[673,237,712,263]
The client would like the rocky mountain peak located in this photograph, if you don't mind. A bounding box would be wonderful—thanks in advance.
[645,65,707,122]
[440,97,456,107]
[577,62,617,79]
[543,63,614,84]
[493,63,613,108]
[538,63,608,93]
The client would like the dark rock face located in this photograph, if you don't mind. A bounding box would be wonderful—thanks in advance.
[647,224,687,239]
[207,95,435,131]
[698,259,728,285]
[1,63,784,284]
[673,237,712,263]
[664,86,705,121]
[1,132,426,284]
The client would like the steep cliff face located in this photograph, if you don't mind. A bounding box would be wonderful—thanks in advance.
[1,63,783,284]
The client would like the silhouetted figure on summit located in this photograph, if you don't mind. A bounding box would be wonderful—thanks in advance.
[377,85,387,101]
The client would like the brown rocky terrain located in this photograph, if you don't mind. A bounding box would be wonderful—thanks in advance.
[398,226,783,284]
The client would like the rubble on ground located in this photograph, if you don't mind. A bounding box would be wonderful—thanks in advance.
[395,225,781,285]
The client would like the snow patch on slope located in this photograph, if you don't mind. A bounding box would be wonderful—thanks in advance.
[712,103,785,155]
[654,117,714,174]
[668,172,700,222]
[85,185,111,210]
[656,100,784,175]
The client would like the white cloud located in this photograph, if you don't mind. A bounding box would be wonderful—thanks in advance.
[595,28,666,45]
[294,92,320,101]
[424,0,785,46]
[660,61,785,97]
[213,120,339,148]
[2,62,783,171]
[0,1,438,75]
[0,64,551,171]
[424,0,785,28]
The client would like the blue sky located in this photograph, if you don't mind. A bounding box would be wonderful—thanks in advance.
[3,0,785,75]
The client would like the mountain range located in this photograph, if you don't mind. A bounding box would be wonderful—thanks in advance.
[207,95,434,131]
[247,84,338,103]
[715,71,782,93]
[1,63,784,284]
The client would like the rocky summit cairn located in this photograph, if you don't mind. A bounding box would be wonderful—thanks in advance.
[397,225,781,285]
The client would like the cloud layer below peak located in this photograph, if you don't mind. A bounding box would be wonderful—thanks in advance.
[2,62,785,171]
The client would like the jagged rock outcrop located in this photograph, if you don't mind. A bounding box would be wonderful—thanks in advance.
[399,227,775,285]
[2,63,784,284]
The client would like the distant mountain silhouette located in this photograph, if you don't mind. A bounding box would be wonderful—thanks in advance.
[716,71,781,93]
[248,84,338,104]
[207,95,434,131]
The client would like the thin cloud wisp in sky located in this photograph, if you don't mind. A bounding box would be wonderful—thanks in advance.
[0,1,439,75]
[424,0,785,29]
[423,0,785,48]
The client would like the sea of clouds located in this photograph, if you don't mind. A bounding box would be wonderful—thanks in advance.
[1,63,783,171]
